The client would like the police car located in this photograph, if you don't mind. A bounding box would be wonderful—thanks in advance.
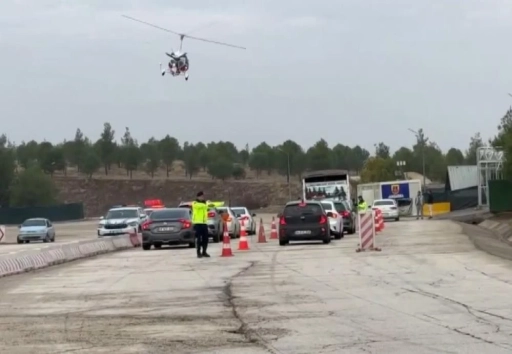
[97,206,148,237]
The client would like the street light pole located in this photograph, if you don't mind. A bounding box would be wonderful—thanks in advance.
[278,148,291,201]
[408,128,426,190]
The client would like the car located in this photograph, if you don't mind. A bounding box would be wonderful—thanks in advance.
[336,200,356,234]
[216,207,241,238]
[278,200,332,246]
[372,199,399,221]
[97,207,148,237]
[17,218,55,244]
[230,207,257,235]
[141,208,196,250]
[178,202,223,243]
[319,200,344,239]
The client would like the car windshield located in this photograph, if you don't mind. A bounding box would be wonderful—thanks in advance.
[231,208,246,216]
[151,209,189,220]
[22,219,46,227]
[374,200,395,206]
[334,202,347,212]
[105,209,138,219]
[284,203,323,216]
[321,203,333,211]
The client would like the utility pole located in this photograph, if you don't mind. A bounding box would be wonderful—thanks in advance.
[277,148,292,200]
[408,128,426,190]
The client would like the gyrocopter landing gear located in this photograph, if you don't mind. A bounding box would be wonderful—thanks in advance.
[160,63,165,76]
[185,72,189,81]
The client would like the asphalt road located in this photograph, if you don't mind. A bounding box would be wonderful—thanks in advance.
[0,220,101,255]
[2,218,512,353]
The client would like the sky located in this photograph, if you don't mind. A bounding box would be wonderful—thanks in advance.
[1,0,512,155]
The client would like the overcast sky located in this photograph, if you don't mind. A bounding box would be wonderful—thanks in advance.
[1,0,512,154]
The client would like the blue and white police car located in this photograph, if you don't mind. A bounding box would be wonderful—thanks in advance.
[97,206,148,237]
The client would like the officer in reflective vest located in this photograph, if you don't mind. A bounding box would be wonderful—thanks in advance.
[191,191,210,258]
[357,196,368,213]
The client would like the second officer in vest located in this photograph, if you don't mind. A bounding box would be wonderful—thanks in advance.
[191,191,210,258]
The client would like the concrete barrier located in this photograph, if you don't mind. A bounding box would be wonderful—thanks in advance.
[0,234,138,279]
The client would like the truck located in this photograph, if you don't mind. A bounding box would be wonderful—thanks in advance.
[302,170,353,206]
[356,179,422,216]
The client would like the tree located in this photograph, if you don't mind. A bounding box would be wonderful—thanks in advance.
[392,147,414,168]
[374,142,390,159]
[97,122,116,175]
[182,142,200,179]
[158,135,181,177]
[0,139,16,206]
[81,147,102,179]
[140,139,160,178]
[207,158,234,180]
[445,148,465,166]
[360,157,395,183]
[232,164,246,179]
[465,132,483,165]
[16,140,39,168]
[69,129,89,172]
[492,107,512,178]
[10,164,57,207]
[120,127,140,178]
[306,139,331,170]
[250,143,274,175]
[348,146,370,172]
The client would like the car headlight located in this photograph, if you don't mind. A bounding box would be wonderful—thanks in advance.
[98,224,104,228]
[128,222,138,227]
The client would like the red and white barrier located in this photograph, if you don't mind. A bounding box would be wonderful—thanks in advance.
[0,234,136,279]
[356,211,381,252]
[0,225,5,243]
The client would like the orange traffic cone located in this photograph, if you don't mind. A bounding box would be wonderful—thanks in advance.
[238,219,250,250]
[257,218,267,243]
[374,210,381,232]
[221,222,233,257]
[270,216,278,240]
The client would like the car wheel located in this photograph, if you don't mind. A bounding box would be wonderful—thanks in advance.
[43,233,51,243]
[323,238,331,244]
[279,240,287,246]
[349,225,356,234]
[334,233,343,240]
[395,217,399,221]
[142,243,151,250]
[212,231,220,243]
[17,238,23,244]
[188,242,195,248]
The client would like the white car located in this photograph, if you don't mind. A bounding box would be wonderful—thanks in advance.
[372,199,399,221]
[319,200,344,239]
[231,207,257,235]
[97,207,148,237]
[217,207,241,239]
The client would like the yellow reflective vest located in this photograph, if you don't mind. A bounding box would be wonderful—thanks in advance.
[191,201,208,224]
[358,201,368,213]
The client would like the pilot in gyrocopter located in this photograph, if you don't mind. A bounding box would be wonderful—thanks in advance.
[165,52,189,78]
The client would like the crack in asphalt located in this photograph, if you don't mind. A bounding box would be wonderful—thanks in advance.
[222,261,282,354]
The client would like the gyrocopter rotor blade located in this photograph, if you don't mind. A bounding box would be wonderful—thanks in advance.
[121,15,246,50]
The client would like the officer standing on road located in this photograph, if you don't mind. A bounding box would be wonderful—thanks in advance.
[426,189,434,219]
[357,196,368,213]
[415,190,424,220]
[191,191,210,258]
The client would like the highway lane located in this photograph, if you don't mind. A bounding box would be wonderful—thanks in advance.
[0,220,100,255]
[3,218,512,353]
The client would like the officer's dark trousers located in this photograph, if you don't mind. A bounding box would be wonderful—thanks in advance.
[194,224,209,255]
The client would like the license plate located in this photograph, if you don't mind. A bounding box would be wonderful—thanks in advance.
[295,230,311,235]
[158,227,175,232]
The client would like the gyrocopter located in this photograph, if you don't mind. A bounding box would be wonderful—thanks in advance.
[122,15,246,81]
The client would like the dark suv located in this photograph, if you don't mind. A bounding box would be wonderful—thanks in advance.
[278,201,332,246]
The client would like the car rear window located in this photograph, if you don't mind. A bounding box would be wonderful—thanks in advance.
[231,208,246,215]
[334,202,346,212]
[374,200,395,206]
[321,203,333,211]
[284,203,324,216]
[151,209,189,220]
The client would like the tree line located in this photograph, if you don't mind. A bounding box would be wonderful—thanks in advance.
[1,111,512,208]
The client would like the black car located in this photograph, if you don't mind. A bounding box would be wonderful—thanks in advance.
[278,201,332,246]
[141,208,195,250]
[335,200,356,235]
